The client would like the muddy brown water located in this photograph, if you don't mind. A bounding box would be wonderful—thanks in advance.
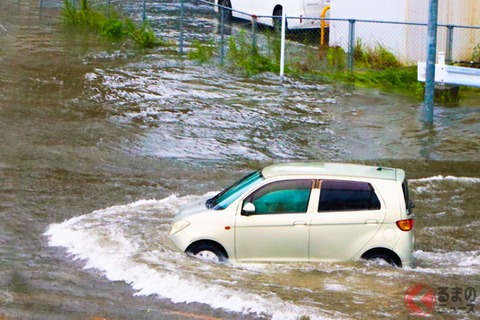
[0,0,479,319]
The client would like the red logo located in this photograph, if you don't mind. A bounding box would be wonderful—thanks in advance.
[404,283,436,316]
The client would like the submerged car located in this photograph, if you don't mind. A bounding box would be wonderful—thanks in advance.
[169,162,415,267]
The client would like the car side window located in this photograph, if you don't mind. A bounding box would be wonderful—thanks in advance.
[318,180,381,212]
[244,180,313,214]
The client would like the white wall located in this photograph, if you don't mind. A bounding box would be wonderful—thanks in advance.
[328,0,480,63]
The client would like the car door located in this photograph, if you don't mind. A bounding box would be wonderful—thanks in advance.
[309,179,387,262]
[234,179,314,262]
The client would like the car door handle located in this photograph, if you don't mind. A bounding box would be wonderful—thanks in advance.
[293,221,307,226]
[365,219,378,224]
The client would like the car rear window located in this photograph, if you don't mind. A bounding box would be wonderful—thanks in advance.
[318,180,381,212]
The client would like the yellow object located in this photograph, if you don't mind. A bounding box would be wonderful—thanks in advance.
[320,5,330,46]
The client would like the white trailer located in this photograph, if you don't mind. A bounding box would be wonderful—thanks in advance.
[214,0,329,29]
[328,0,480,63]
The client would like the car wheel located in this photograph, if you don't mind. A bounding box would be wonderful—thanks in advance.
[273,7,287,32]
[273,8,282,32]
[186,242,228,263]
[363,252,401,267]
[218,0,232,23]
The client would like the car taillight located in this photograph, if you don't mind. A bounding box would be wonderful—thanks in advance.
[396,219,414,231]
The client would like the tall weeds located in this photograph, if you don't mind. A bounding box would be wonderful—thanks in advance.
[61,0,169,48]
[226,31,280,75]
[354,39,402,69]
[472,42,480,65]
[188,39,217,63]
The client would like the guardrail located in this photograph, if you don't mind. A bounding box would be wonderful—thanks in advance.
[418,52,480,88]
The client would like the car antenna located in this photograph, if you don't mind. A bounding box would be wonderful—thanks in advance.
[376,167,394,171]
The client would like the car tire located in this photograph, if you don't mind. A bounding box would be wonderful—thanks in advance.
[218,0,232,23]
[186,242,228,263]
[273,7,287,33]
[363,252,401,267]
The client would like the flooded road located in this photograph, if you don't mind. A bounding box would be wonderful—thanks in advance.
[1,0,479,319]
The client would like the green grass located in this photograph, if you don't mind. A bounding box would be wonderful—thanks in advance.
[472,42,480,62]
[188,31,281,75]
[284,41,423,96]
[348,67,424,95]
[188,39,217,63]
[226,31,281,76]
[354,39,402,69]
[61,0,170,48]
[63,2,478,100]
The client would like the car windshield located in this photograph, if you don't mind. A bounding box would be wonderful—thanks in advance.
[207,170,264,210]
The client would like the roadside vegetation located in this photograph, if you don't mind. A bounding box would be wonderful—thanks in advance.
[188,28,480,101]
[189,31,425,97]
[225,31,281,75]
[61,0,170,48]
[61,1,479,101]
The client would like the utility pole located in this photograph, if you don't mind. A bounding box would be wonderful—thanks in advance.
[423,0,439,124]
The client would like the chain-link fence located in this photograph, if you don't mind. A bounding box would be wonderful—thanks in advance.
[46,0,480,77]
[192,1,480,74]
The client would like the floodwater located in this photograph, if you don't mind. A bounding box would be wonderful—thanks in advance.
[1,0,479,319]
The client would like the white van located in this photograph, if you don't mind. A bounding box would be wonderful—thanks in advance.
[170,162,415,267]
[214,0,330,29]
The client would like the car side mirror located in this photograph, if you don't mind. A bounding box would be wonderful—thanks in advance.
[242,202,255,216]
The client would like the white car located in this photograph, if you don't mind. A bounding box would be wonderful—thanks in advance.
[215,0,329,30]
[170,162,415,267]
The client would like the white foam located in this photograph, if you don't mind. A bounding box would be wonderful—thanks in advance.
[324,283,348,292]
[44,193,477,318]
[412,176,480,184]
[411,250,480,275]
[44,195,336,320]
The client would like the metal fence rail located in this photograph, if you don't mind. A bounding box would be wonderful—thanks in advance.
[192,0,480,73]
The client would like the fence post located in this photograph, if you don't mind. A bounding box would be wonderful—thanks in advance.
[142,0,146,21]
[180,0,184,55]
[446,25,454,65]
[280,10,286,80]
[252,16,257,49]
[348,19,356,72]
[220,6,225,65]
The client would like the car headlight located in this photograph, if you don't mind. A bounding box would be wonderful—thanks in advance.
[169,220,190,236]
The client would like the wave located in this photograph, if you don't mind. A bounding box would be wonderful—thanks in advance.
[411,175,480,184]
[44,196,336,320]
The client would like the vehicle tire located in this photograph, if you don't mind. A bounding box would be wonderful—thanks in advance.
[186,242,228,263]
[273,7,282,32]
[363,252,401,267]
[218,0,232,24]
[273,7,288,33]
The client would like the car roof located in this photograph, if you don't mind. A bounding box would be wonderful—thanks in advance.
[261,162,403,181]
